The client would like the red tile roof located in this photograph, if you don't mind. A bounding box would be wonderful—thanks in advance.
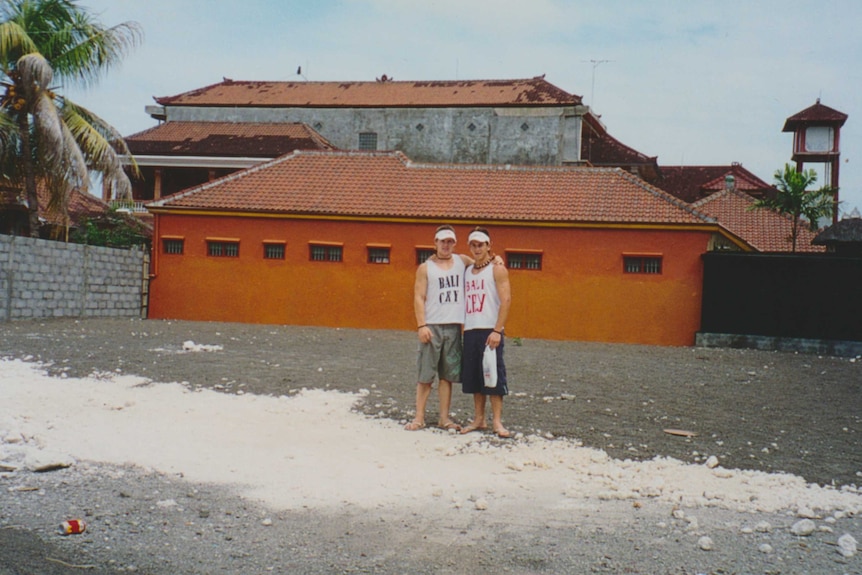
[0,180,111,226]
[657,164,773,203]
[37,186,110,227]
[148,150,711,226]
[124,122,335,157]
[581,126,657,168]
[154,76,581,108]
[692,189,824,252]
[783,100,848,131]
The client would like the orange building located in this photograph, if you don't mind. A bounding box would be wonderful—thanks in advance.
[147,150,748,346]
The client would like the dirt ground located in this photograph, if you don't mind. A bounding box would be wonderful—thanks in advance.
[1,317,861,574]
[2,317,860,487]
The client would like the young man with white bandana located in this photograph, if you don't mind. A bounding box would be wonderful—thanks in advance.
[460,227,512,438]
[405,225,471,431]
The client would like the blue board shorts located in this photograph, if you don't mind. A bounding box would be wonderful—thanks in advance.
[461,328,508,396]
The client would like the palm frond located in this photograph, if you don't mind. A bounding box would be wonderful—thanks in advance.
[61,97,132,199]
[0,0,140,235]
[0,20,37,68]
[53,17,142,88]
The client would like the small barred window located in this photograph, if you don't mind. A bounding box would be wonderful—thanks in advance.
[264,243,285,260]
[368,247,390,264]
[416,248,435,265]
[310,244,342,262]
[506,252,542,270]
[623,256,662,274]
[163,239,184,255]
[208,241,239,257]
[358,132,378,150]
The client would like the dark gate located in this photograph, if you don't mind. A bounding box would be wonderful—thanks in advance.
[700,252,862,342]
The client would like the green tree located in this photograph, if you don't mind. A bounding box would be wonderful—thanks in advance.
[0,0,141,237]
[69,207,150,249]
[752,164,836,252]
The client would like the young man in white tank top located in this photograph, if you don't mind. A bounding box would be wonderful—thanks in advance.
[460,227,512,438]
[406,225,473,431]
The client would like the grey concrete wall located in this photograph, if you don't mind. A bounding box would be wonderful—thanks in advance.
[0,234,147,321]
[165,105,583,166]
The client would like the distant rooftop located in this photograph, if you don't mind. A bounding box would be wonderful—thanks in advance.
[124,122,335,157]
[154,76,582,108]
[692,188,823,253]
[658,164,773,204]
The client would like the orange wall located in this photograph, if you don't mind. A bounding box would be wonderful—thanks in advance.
[149,214,711,346]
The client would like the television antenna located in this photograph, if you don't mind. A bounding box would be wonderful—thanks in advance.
[582,59,614,107]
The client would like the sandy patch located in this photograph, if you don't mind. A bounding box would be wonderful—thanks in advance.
[2,358,860,517]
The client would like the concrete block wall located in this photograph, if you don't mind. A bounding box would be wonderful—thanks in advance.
[0,234,147,321]
[170,105,583,167]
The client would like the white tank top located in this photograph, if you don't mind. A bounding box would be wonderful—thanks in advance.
[464,264,500,330]
[424,257,466,325]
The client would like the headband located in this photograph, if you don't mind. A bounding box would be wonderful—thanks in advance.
[435,229,456,241]
[468,231,491,244]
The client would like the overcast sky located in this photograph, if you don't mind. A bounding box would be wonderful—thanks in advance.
[67,0,862,215]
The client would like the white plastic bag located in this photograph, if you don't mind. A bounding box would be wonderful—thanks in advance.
[482,345,497,388]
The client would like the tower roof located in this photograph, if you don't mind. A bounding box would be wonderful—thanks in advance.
[782,99,848,132]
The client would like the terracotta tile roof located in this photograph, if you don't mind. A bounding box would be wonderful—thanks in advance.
[124,121,335,157]
[0,180,109,226]
[36,185,110,227]
[154,76,581,108]
[783,100,848,131]
[0,180,152,237]
[692,189,824,253]
[657,164,773,203]
[581,126,657,168]
[148,150,711,226]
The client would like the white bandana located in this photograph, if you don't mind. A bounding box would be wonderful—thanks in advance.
[435,229,456,241]
[468,231,491,244]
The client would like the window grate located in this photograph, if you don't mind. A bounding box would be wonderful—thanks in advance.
[310,244,342,262]
[368,247,390,264]
[163,239,184,255]
[208,241,239,257]
[416,248,435,265]
[506,252,542,270]
[264,244,285,260]
[358,132,378,150]
[623,256,662,274]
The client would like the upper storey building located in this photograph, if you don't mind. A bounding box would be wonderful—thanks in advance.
[145,75,589,167]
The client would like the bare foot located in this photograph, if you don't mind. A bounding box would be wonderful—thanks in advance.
[493,426,512,438]
[460,423,487,435]
[438,420,461,431]
[404,420,425,431]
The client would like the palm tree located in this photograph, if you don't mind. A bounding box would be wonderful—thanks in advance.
[0,0,141,237]
[752,164,836,252]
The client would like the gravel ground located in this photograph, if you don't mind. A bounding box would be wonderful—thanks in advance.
[1,317,861,574]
